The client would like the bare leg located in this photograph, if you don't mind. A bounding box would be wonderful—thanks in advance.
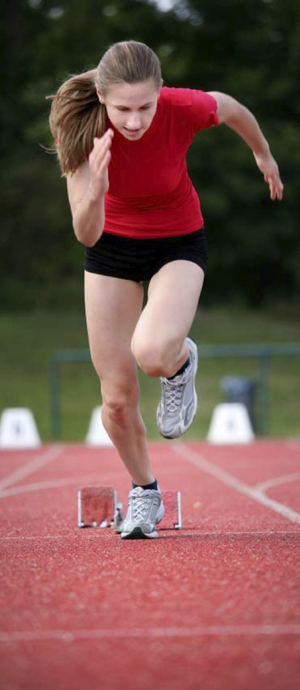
[132,260,205,377]
[84,271,154,485]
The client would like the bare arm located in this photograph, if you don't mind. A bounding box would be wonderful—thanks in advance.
[208,91,284,201]
[67,129,114,247]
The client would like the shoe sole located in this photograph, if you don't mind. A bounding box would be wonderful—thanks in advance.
[121,526,159,540]
[120,503,165,540]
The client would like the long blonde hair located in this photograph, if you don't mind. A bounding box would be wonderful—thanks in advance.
[48,41,161,175]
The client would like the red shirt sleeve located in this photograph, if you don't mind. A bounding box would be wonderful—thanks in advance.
[162,87,219,136]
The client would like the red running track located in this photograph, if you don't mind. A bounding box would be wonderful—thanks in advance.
[0,439,300,690]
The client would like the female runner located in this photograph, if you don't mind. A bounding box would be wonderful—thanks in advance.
[49,40,283,538]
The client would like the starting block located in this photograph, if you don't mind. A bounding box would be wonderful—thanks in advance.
[158,490,182,530]
[78,486,120,529]
[77,486,182,532]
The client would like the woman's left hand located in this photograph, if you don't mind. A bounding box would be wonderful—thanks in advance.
[253,150,284,200]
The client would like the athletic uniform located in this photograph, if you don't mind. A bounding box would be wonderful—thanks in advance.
[85,87,218,281]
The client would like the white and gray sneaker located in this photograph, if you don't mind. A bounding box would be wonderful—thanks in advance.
[156,337,198,439]
[121,487,165,540]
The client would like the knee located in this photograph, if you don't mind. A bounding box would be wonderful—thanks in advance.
[131,335,177,378]
[101,385,139,426]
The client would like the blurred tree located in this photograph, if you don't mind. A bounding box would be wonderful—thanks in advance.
[0,0,299,309]
[168,0,300,306]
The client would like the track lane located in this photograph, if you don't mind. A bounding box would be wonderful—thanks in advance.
[0,440,300,690]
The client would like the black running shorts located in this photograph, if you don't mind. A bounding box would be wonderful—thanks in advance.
[84,228,207,283]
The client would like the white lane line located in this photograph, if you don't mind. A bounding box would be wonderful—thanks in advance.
[0,472,118,499]
[255,473,300,494]
[0,530,299,541]
[0,445,64,493]
[0,624,300,643]
[286,439,300,450]
[0,535,70,541]
[0,468,182,500]
[173,444,300,527]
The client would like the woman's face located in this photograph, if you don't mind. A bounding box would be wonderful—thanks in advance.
[98,79,161,140]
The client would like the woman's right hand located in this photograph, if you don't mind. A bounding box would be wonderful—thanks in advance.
[88,128,114,198]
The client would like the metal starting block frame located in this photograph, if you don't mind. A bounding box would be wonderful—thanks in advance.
[78,486,182,531]
[158,490,182,530]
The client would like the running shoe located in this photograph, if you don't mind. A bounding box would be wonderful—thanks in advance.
[120,486,165,539]
[156,337,198,439]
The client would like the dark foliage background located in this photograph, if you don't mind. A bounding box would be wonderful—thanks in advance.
[1,0,299,309]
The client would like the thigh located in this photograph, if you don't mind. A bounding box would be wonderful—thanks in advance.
[84,271,144,386]
[134,260,204,346]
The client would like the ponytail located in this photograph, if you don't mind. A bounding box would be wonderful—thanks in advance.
[48,42,161,175]
[48,70,106,175]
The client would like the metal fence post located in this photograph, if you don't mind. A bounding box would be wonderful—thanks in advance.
[258,354,271,435]
[49,356,61,440]
[49,343,300,440]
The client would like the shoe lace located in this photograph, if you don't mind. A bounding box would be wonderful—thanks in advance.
[130,490,152,521]
[163,381,184,413]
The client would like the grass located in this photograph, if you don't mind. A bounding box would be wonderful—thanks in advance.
[0,307,300,442]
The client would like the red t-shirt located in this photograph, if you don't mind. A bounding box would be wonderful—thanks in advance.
[104,87,218,238]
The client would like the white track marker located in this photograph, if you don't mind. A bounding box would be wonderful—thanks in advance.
[207,403,254,444]
[0,408,41,449]
[173,443,300,527]
[85,406,113,446]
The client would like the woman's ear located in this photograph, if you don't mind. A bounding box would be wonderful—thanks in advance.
[96,86,105,104]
